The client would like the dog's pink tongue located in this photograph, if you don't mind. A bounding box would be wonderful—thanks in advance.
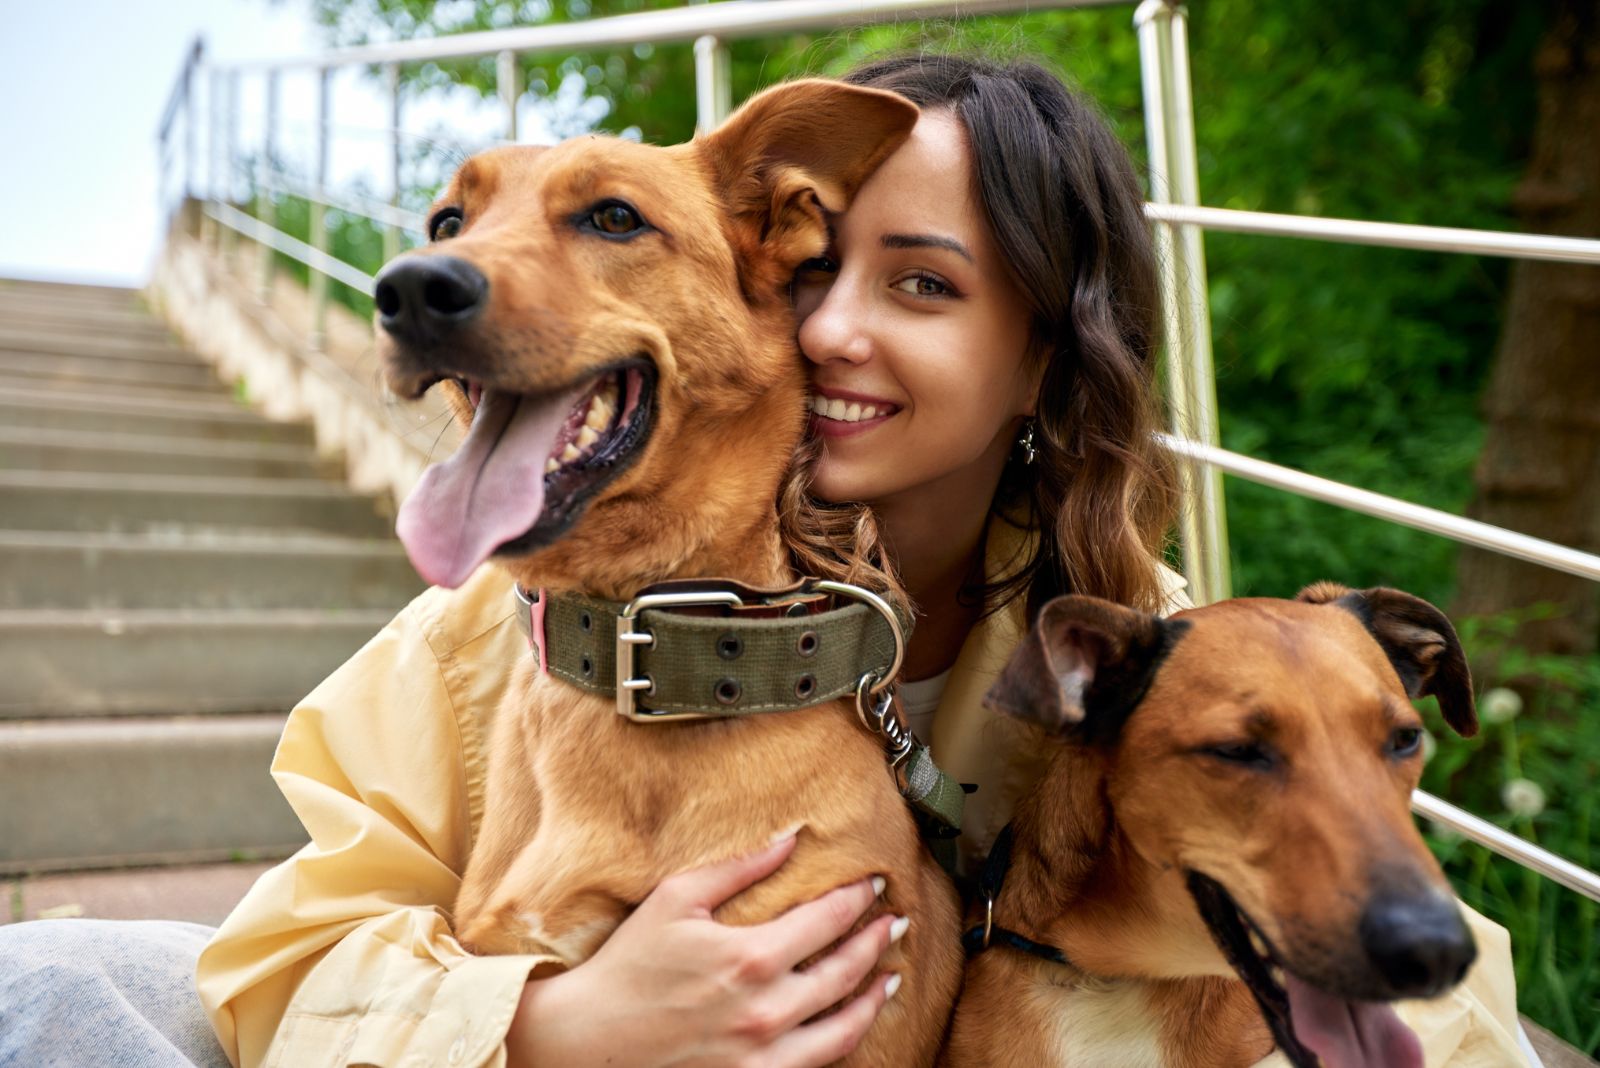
[396,386,580,588]
[1284,975,1423,1068]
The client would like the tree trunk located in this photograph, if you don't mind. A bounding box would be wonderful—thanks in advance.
[1454,1,1600,656]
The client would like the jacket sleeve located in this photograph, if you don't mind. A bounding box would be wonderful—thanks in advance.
[196,604,561,1068]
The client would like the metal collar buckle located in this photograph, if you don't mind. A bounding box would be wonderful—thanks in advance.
[616,589,745,722]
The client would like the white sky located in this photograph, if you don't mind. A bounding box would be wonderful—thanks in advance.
[0,0,572,287]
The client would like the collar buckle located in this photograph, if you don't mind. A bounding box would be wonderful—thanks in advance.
[616,589,745,722]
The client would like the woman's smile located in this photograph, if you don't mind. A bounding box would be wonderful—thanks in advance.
[808,386,902,438]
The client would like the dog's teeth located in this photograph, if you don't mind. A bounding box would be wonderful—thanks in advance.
[561,443,581,462]
[544,457,560,475]
[577,425,600,449]
[1248,930,1269,957]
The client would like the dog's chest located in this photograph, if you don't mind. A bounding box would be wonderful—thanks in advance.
[1035,981,1166,1068]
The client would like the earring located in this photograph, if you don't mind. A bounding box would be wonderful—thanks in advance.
[1018,419,1037,465]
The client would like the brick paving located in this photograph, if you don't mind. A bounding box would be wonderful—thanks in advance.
[4,861,275,927]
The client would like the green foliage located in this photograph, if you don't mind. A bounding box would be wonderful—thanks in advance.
[1422,614,1600,1054]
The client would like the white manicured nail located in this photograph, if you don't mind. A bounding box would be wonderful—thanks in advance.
[889,916,910,943]
[768,823,803,847]
[884,973,902,1000]
[870,876,886,896]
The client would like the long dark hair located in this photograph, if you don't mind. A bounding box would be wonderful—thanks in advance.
[843,53,1179,615]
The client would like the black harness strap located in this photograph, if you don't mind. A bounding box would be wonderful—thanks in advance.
[960,823,1076,968]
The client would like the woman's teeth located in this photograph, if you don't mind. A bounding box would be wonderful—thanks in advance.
[543,383,619,475]
[809,395,888,423]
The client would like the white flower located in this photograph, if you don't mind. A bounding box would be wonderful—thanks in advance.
[1501,777,1546,819]
[1481,687,1523,725]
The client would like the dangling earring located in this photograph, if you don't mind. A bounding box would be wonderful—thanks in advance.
[1018,419,1037,465]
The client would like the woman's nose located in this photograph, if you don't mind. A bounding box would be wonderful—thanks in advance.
[798,278,873,367]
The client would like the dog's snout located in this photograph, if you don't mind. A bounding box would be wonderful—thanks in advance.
[1358,892,1476,996]
[374,255,488,341]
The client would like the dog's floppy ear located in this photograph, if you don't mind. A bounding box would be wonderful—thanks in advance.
[698,79,918,296]
[1298,582,1477,737]
[985,595,1187,743]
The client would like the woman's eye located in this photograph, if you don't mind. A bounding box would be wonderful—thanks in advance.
[891,273,951,298]
[590,202,643,235]
[1388,727,1423,758]
[431,213,463,241]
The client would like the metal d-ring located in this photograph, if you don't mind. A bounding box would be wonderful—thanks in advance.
[808,580,904,695]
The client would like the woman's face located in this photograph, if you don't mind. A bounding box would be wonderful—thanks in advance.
[794,108,1039,511]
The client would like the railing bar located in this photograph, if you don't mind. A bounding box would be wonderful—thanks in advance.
[219,0,1128,72]
[1412,791,1600,904]
[1157,435,1600,583]
[1146,203,1600,266]
[204,203,377,295]
[255,171,427,233]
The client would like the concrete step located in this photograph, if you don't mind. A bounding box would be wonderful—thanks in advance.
[4,860,278,924]
[0,303,173,338]
[0,389,313,445]
[0,715,303,873]
[0,608,394,717]
[0,381,287,425]
[0,529,421,611]
[0,348,225,392]
[0,372,234,408]
[0,425,335,479]
[0,278,142,304]
[0,329,192,363]
[0,470,393,536]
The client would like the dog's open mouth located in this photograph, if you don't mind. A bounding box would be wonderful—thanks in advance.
[395,360,655,587]
[1185,871,1424,1068]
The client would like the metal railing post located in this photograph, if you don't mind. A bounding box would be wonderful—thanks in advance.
[384,63,403,265]
[206,67,222,247]
[497,50,521,141]
[183,46,201,202]
[693,34,732,132]
[310,68,331,348]
[1135,0,1228,605]
[258,71,279,301]
[223,70,241,254]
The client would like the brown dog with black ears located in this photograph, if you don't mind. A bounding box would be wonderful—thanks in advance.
[372,81,962,1066]
[942,583,1485,1068]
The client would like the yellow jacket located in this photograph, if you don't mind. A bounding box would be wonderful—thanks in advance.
[198,527,1530,1067]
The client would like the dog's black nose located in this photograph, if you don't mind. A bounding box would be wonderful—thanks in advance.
[1359,892,1476,996]
[374,255,488,341]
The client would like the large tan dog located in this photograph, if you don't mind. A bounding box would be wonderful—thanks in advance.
[372,81,961,1065]
[943,584,1480,1068]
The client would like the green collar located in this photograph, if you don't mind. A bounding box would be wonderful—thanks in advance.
[512,579,966,836]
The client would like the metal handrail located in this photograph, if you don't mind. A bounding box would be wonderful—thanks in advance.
[220,0,1125,73]
[255,171,427,234]
[156,37,205,147]
[1159,434,1600,583]
[1414,792,1600,905]
[1146,203,1600,266]
[204,202,377,294]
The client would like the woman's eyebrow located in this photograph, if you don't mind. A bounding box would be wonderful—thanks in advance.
[880,232,974,263]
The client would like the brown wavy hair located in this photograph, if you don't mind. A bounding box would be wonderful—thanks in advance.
[840,53,1180,616]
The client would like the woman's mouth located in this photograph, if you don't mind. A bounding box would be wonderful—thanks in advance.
[807,391,899,438]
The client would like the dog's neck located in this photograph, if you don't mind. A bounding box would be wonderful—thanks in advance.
[997,742,1242,984]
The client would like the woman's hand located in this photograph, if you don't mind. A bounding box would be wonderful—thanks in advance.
[505,834,906,1067]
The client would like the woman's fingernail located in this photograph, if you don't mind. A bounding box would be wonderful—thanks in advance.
[885,973,903,1000]
[870,876,887,896]
[889,916,910,943]
[767,823,803,847]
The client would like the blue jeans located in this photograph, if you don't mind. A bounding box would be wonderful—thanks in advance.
[0,919,230,1068]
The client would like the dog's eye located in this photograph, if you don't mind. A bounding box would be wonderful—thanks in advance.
[796,256,839,277]
[1204,742,1274,770]
[589,202,644,236]
[430,210,464,241]
[1387,727,1424,758]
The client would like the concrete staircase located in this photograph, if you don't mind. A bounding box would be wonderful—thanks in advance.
[0,276,424,879]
